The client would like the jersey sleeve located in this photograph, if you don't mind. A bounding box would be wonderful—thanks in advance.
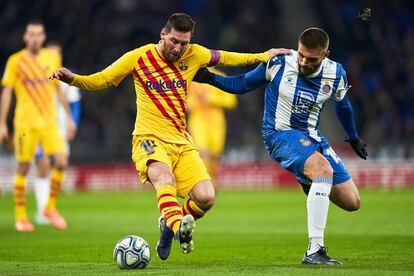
[71,50,136,90]
[192,44,270,67]
[1,55,17,87]
[216,50,269,66]
[331,64,350,101]
[265,55,285,81]
[334,95,358,139]
[192,44,214,67]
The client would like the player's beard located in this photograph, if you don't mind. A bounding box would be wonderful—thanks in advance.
[299,64,320,76]
[159,40,181,63]
[164,49,181,63]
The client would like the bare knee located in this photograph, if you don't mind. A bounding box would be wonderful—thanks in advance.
[190,181,216,211]
[52,154,68,171]
[193,192,215,211]
[330,180,361,211]
[147,161,175,188]
[343,196,361,211]
[16,162,30,175]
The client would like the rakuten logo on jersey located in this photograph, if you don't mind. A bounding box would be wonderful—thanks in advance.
[145,79,187,93]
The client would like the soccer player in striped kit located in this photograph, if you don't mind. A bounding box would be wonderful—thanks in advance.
[0,20,76,232]
[194,27,368,265]
[33,42,81,226]
[50,13,290,260]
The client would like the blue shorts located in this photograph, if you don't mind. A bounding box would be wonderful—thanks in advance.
[263,130,351,185]
[35,145,45,160]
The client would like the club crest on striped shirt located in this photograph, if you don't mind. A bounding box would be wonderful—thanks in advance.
[300,138,312,147]
[322,82,332,94]
[140,140,157,155]
[178,60,189,71]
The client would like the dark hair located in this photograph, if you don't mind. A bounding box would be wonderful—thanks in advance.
[164,13,196,34]
[299,27,329,50]
[26,19,44,27]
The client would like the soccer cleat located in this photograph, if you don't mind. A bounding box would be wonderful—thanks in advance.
[175,214,195,254]
[35,214,51,225]
[15,219,35,232]
[302,246,342,265]
[155,216,175,261]
[44,208,67,230]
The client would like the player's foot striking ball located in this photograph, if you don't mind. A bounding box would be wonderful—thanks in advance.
[156,216,175,260]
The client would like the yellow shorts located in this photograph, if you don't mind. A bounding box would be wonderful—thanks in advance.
[189,117,226,156]
[131,135,211,198]
[14,126,66,162]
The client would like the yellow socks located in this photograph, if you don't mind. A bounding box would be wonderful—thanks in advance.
[46,169,64,210]
[182,198,206,220]
[13,174,27,221]
[156,184,183,234]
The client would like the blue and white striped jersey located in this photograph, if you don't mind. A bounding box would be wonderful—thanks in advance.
[263,51,349,141]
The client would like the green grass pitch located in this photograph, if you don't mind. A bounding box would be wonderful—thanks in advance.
[0,188,413,275]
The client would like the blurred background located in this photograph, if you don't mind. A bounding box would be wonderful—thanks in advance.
[0,0,413,190]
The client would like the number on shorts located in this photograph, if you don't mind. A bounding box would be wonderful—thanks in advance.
[325,147,342,164]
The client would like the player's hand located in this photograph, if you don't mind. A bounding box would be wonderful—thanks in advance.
[49,67,75,84]
[0,123,9,144]
[345,137,368,160]
[193,67,215,84]
[268,48,292,58]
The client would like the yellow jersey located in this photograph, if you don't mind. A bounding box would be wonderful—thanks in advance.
[188,67,237,124]
[187,68,237,156]
[1,48,62,129]
[71,43,269,144]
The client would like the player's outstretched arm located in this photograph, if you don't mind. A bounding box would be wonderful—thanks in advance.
[217,48,291,66]
[334,96,368,159]
[50,67,111,91]
[50,51,135,91]
[194,63,267,95]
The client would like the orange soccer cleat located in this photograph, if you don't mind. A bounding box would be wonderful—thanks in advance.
[15,219,35,232]
[44,209,68,230]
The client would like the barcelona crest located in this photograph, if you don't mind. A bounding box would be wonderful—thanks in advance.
[178,60,189,71]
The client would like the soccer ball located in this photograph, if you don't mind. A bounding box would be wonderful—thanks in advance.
[113,235,151,269]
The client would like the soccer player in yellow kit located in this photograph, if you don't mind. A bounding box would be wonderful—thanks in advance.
[188,67,237,181]
[50,13,289,259]
[0,20,76,232]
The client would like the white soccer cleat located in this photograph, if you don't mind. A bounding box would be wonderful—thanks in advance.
[175,214,195,254]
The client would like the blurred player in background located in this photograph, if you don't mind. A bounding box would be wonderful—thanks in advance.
[50,13,289,260]
[188,67,237,181]
[33,41,81,225]
[0,20,76,232]
[194,27,368,265]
